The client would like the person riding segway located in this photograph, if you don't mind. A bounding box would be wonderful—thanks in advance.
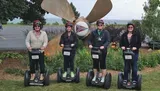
[24,20,49,86]
[118,23,142,90]
[57,22,80,83]
[86,20,111,89]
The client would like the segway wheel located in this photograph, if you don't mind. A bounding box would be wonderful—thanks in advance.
[136,74,142,90]
[44,70,50,86]
[86,69,94,86]
[75,67,80,83]
[24,70,30,87]
[117,72,123,89]
[57,68,62,83]
[104,73,112,89]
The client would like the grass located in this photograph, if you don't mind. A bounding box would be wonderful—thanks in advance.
[0,70,160,91]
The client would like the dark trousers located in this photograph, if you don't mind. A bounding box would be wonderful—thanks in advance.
[63,51,75,71]
[29,52,45,74]
[93,51,107,70]
[124,53,138,81]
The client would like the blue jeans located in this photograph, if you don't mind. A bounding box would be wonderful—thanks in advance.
[124,53,138,81]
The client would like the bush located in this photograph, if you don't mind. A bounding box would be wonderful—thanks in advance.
[45,46,92,74]
[4,68,24,76]
[75,47,92,72]
[107,48,124,71]
[0,52,23,59]
[139,51,160,69]
[45,52,63,74]
[45,46,160,73]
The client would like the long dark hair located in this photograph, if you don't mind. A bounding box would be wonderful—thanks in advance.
[126,23,135,34]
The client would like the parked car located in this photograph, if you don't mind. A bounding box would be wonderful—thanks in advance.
[148,41,160,49]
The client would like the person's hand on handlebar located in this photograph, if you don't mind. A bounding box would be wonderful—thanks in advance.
[60,44,64,47]
[89,45,93,49]
[121,46,125,50]
[71,44,75,47]
[132,47,137,50]
[41,46,45,50]
[28,47,32,51]
[100,46,104,49]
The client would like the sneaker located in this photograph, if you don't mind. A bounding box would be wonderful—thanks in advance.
[100,77,105,83]
[92,76,96,82]
[123,80,127,85]
[40,74,44,80]
[30,74,35,80]
[63,72,67,78]
[132,80,137,86]
[71,72,75,78]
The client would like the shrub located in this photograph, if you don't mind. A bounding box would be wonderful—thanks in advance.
[107,48,124,71]
[4,68,24,76]
[0,52,23,59]
[45,52,63,74]
[139,51,159,68]
[75,47,92,72]
[45,46,160,73]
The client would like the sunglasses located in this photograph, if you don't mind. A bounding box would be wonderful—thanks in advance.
[35,26,40,27]
[98,24,103,26]
[128,27,133,28]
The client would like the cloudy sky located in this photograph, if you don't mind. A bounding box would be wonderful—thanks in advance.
[44,0,148,20]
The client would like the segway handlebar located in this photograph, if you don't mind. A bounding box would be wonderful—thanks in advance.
[123,48,134,55]
[30,49,44,54]
[63,45,72,51]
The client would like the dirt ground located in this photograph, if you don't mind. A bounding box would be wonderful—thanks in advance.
[0,58,27,80]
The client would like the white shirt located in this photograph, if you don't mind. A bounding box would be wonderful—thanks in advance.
[25,30,48,49]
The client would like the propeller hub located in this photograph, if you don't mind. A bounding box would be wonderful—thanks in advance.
[74,17,90,38]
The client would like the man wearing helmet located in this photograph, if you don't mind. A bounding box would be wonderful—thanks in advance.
[59,22,78,78]
[88,19,110,83]
[25,20,48,80]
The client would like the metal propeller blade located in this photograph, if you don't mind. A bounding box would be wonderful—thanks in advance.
[86,0,112,23]
[41,0,76,22]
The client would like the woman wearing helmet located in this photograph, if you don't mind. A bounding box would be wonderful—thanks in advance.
[25,20,48,80]
[59,22,78,78]
[88,19,111,83]
[120,23,141,85]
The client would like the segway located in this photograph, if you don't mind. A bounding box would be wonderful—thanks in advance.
[57,45,80,83]
[117,48,142,90]
[86,47,112,89]
[24,49,49,86]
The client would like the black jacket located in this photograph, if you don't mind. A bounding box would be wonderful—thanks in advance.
[59,31,78,50]
[88,29,111,51]
[120,31,141,53]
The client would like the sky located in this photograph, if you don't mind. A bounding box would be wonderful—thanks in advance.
[44,0,148,20]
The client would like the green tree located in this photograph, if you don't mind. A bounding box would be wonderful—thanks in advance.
[20,0,46,24]
[61,2,80,24]
[142,0,160,40]
[0,0,28,24]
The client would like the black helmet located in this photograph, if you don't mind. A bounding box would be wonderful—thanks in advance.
[96,20,104,25]
[127,23,135,28]
[65,21,73,28]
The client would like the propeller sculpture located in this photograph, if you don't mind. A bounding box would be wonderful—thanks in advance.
[41,0,112,56]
